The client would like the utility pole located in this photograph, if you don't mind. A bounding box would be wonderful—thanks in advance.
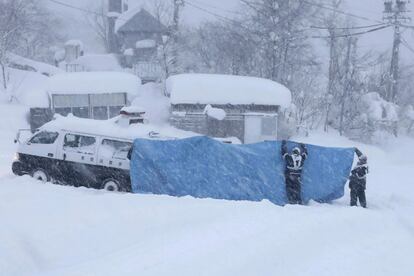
[339,36,353,136]
[170,0,185,75]
[383,0,411,103]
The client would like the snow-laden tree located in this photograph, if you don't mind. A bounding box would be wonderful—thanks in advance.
[0,0,62,91]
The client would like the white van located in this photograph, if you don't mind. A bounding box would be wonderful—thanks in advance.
[12,128,138,192]
[12,113,239,192]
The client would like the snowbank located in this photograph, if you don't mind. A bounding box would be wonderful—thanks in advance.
[130,82,170,124]
[2,68,49,107]
[0,108,413,275]
[47,72,141,99]
[167,74,292,107]
[361,92,399,122]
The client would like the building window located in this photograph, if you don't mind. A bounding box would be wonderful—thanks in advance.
[72,107,89,118]
[109,106,123,118]
[55,107,71,116]
[93,106,109,120]
[261,116,277,136]
[55,107,89,118]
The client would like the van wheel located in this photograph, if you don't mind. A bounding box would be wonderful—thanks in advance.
[12,162,25,176]
[31,169,50,183]
[102,179,121,192]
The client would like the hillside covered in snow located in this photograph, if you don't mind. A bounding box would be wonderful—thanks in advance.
[0,102,413,276]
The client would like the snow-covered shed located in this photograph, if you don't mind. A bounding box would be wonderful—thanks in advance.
[167,74,292,143]
[47,72,141,120]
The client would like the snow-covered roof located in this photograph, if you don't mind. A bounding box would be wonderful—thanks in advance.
[121,105,146,114]
[7,68,50,108]
[136,39,156,49]
[115,7,168,34]
[167,74,292,107]
[9,53,62,76]
[124,48,134,56]
[65,40,83,50]
[41,114,195,141]
[107,11,121,18]
[47,72,141,96]
[71,54,122,71]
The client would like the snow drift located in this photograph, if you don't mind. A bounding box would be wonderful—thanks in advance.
[130,137,355,205]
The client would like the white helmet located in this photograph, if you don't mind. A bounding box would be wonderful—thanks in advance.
[292,147,301,155]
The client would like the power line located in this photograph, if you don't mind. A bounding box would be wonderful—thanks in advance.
[312,24,391,39]
[189,0,244,16]
[302,0,383,24]
[45,0,102,17]
[183,0,254,32]
[311,23,387,30]
[45,0,390,41]
[401,37,414,55]
[44,0,130,22]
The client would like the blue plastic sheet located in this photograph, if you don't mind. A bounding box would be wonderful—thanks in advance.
[130,136,355,205]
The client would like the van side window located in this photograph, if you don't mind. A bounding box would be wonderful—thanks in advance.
[63,134,96,154]
[29,131,59,144]
[99,139,132,160]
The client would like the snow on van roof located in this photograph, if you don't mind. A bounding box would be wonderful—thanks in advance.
[167,74,292,107]
[41,114,195,141]
[47,72,141,96]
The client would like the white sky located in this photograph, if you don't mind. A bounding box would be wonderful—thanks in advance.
[44,0,414,64]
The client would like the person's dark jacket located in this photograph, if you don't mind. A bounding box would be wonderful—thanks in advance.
[349,148,368,189]
[281,141,308,175]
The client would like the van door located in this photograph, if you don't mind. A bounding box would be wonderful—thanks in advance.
[60,133,98,187]
[62,133,97,165]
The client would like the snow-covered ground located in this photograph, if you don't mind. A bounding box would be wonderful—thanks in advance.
[1,103,413,276]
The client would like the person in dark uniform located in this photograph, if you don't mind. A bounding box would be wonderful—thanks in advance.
[349,148,369,208]
[281,140,308,205]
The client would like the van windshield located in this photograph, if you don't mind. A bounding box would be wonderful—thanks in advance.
[29,131,59,144]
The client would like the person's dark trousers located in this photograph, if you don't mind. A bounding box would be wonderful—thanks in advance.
[286,174,302,204]
[350,186,367,208]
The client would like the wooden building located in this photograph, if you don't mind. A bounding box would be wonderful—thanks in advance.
[167,74,292,144]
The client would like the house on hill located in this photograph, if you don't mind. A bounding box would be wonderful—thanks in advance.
[107,0,168,82]
[167,74,292,144]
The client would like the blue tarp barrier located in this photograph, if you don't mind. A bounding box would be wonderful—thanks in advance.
[130,136,355,205]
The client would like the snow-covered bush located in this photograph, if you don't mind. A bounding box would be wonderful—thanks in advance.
[351,92,399,143]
